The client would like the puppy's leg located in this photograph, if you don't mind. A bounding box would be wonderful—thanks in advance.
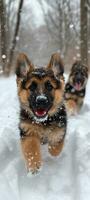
[77,97,83,111]
[48,140,64,156]
[21,136,42,174]
[65,99,77,115]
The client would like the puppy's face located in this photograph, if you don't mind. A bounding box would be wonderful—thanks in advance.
[16,53,64,122]
[69,61,88,91]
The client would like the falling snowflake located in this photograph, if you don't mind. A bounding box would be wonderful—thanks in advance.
[2,54,6,59]
[76,53,80,58]
[69,24,74,29]
[16,36,19,41]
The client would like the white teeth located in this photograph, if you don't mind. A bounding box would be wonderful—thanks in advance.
[34,115,48,123]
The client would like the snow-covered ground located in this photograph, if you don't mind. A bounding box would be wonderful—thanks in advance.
[0,75,90,200]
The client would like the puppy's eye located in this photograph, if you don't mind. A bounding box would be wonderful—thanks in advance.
[29,81,37,91]
[45,81,53,91]
[81,72,84,75]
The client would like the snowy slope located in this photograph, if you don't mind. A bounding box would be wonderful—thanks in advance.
[0,75,90,200]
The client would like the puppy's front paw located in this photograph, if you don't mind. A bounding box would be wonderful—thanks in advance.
[68,107,77,116]
[27,162,42,177]
[48,140,64,156]
[26,158,42,176]
[21,136,42,176]
[65,100,77,116]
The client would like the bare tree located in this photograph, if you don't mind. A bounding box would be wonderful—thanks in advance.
[80,0,88,65]
[38,0,79,56]
[0,0,8,71]
[6,0,24,75]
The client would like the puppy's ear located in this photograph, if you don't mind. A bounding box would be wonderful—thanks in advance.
[71,61,79,72]
[16,53,33,78]
[47,53,64,77]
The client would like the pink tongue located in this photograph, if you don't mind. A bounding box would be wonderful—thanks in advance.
[75,83,81,91]
[35,109,47,117]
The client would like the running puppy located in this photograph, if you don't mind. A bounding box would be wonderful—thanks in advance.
[16,53,67,175]
[64,61,88,115]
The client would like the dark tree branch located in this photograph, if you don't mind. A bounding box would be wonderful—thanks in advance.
[80,0,88,65]
[0,0,7,71]
[7,0,24,74]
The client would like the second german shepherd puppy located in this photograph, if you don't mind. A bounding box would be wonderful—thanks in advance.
[64,61,88,115]
[16,53,67,175]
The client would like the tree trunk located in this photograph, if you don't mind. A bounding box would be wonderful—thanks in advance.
[80,0,88,65]
[0,0,7,72]
[6,0,24,75]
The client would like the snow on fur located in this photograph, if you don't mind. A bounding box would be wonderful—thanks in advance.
[0,75,90,200]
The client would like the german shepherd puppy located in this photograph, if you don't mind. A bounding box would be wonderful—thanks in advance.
[64,61,88,115]
[16,53,67,175]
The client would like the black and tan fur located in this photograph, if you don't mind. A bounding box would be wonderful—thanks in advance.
[16,53,67,174]
[64,61,88,115]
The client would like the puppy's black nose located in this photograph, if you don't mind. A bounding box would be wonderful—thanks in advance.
[36,95,48,108]
[76,74,82,83]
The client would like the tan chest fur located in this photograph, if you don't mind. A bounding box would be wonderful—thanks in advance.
[20,121,65,145]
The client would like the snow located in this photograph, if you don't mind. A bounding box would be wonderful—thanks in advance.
[69,24,74,29]
[0,75,90,200]
[2,54,6,59]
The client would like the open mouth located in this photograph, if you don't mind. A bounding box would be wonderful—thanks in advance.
[74,82,82,91]
[34,109,48,118]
